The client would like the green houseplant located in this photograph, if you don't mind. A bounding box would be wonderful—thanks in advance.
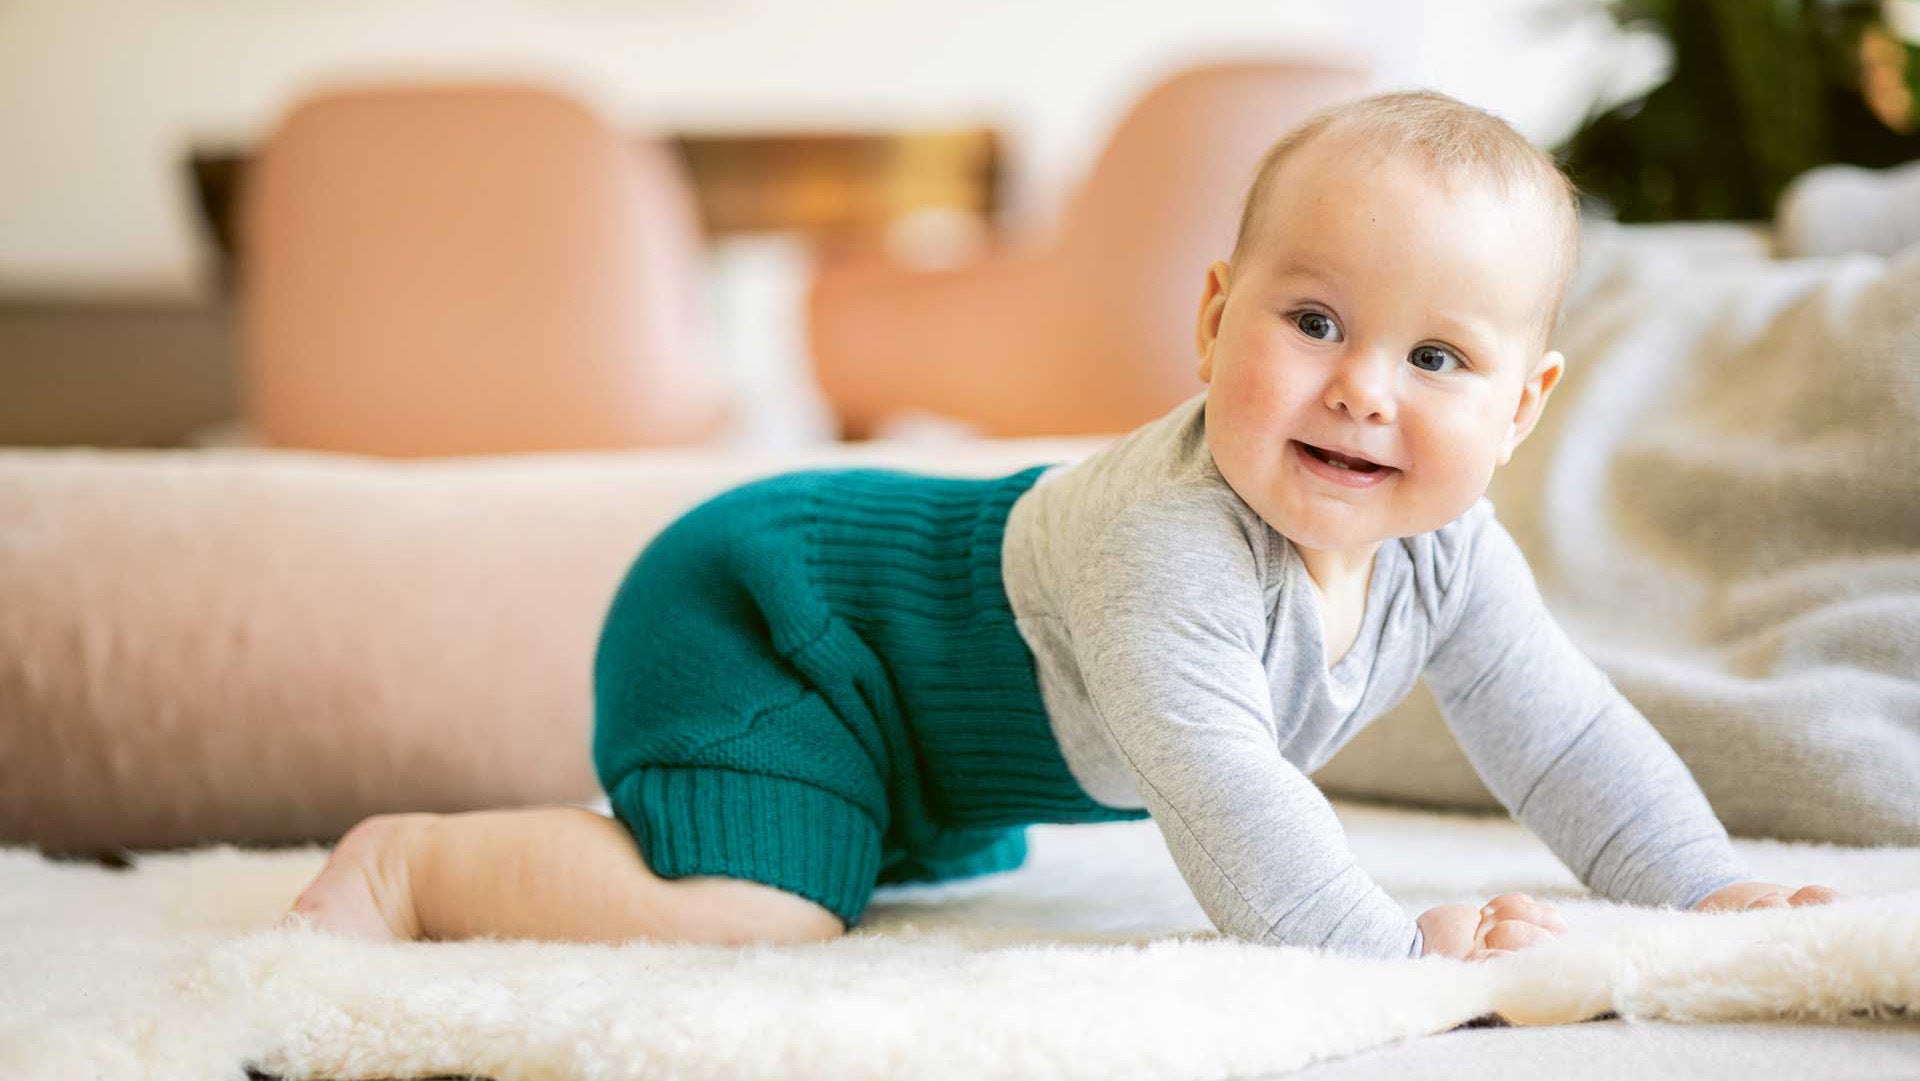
[1556,0,1920,220]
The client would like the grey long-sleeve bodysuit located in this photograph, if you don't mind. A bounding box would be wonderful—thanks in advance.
[998,391,1752,960]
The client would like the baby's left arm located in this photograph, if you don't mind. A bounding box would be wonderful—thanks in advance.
[1422,509,1761,910]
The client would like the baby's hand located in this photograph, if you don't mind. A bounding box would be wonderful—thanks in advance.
[1692,881,1844,913]
[1417,892,1567,962]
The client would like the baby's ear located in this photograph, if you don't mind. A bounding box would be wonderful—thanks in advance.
[1531,349,1565,400]
[1500,350,1565,465]
[1195,260,1232,382]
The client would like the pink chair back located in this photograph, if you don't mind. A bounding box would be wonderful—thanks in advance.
[239,82,730,456]
[809,60,1368,437]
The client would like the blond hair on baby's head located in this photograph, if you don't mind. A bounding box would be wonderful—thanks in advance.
[1232,89,1583,348]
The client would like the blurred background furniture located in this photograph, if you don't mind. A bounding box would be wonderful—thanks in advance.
[193,126,1004,283]
[806,60,1369,438]
[237,82,732,456]
[10,2,1913,454]
[0,294,237,447]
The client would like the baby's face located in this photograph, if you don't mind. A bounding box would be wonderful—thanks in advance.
[1196,133,1565,555]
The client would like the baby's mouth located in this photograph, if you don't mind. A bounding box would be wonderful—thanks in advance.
[1297,441,1390,474]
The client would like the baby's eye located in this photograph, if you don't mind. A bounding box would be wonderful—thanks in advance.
[1409,344,1465,373]
[1293,310,1342,342]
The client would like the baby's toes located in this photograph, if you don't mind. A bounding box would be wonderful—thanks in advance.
[1483,919,1556,952]
[1789,885,1841,907]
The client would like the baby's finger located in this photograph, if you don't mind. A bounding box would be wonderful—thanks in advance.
[1511,900,1567,933]
[1484,895,1567,934]
[1789,885,1841,907]
[1483,919,1556,952]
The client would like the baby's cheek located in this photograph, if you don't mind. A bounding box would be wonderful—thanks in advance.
[1400,434,1482,489]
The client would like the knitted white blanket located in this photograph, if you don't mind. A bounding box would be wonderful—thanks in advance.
[5,800,1916,1081]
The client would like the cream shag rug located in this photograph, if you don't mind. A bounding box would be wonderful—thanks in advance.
[4,800,1917,1081]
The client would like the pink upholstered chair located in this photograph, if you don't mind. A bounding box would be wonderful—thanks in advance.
[807,61,1369,438]
[239,82,731,456]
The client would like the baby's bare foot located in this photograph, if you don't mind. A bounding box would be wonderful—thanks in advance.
[281,813,433,942]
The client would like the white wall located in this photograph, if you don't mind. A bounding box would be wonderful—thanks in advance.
[0,0,1663,297]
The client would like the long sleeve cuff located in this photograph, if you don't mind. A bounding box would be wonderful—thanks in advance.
[1594,829,1752,910]
[1259,863,1426,961]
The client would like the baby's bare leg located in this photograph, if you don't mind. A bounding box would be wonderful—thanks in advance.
[286,806,845,947]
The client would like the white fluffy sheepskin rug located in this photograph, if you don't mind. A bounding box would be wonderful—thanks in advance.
[4,800,1917,1081]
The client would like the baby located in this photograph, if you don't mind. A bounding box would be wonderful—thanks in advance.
[285,89,1841,962]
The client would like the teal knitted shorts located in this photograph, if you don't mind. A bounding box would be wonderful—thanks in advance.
[590,465,1146,930]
